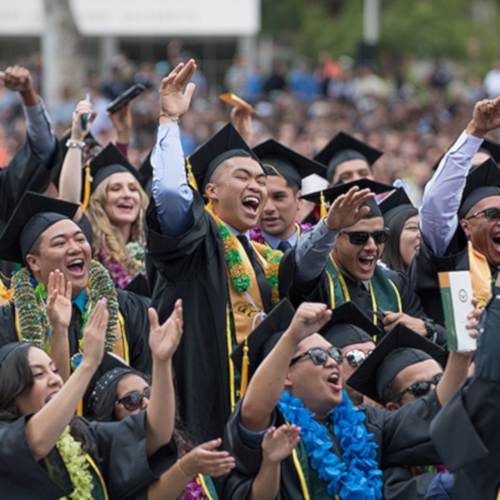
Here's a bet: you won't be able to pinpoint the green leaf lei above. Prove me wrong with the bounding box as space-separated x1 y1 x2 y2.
12 260 120 367
56 426 94 500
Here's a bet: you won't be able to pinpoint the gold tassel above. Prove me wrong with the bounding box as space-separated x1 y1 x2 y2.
77 399 84 416
0 279 13 305
186 156 199 191
81 160 93 212
320 190 327 218
240 337 249 397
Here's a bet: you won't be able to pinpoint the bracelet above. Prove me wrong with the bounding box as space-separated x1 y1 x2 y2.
157 112 181 125
65 139 86 150
176 459 191 478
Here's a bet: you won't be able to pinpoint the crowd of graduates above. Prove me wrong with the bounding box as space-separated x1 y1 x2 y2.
0 56 500 500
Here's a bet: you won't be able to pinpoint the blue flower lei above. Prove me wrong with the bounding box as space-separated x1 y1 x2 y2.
278 390 383 499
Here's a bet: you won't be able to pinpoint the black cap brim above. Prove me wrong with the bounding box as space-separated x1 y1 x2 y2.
231 299 296 379
379 187 416 225
253 139 327 188
0 192 80 263
346 324 447 404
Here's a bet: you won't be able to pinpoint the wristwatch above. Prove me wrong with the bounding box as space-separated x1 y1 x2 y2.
423 317 437 342
65 139 86 150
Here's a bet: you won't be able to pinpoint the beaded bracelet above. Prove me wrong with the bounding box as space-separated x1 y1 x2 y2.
157 112 181 125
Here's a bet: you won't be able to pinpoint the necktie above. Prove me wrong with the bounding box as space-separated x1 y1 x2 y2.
237 235 255 265
278 240 292 252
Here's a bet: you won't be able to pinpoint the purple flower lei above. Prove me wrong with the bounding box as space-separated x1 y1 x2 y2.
180 476 209 499
278 390 383 499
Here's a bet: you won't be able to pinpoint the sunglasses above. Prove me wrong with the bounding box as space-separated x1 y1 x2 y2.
339 228 390 245
116 386 151 412
466 207 500 221
290 347 343 367
390 373 443 403
344 348 374 368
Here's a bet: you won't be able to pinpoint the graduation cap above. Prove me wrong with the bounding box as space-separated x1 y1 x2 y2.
346 323 447 404
0 192 80 264
82 143 144 211
379 187 417 226
300 178 394 219
458 158 500 219
320 302 381 348
252 139 327 189
314 132 383 183
187 123 263 193
231 299 295 395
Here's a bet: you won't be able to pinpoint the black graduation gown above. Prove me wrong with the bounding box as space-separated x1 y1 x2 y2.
0 138 62 283
409 228 471 327
383 465 437 500
219 391 442 499
279 247 448 345
146 193 271 443
431 377 500 500
0 410 177 500
0 289 152 409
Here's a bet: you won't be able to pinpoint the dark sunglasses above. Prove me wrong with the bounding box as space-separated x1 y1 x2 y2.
339 228 390 245
116 386 151 411
391 373 443 403
466 207 500 221
344 348 373 368
290 347 343 367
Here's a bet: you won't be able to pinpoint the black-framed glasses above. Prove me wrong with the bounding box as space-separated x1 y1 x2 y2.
344 349 374 368
116 386 152 411
466 207 500 221
290 347 343 367
391 373 443 403
339 228 390 245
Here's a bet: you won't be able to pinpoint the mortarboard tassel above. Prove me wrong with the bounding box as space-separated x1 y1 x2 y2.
186 156 199 192
0 279 13 305
77 399 84 416
81 160 93 212
320 190 328 218
240 337 249 397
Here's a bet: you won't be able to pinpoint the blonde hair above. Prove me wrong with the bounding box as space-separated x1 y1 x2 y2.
87 176 149 276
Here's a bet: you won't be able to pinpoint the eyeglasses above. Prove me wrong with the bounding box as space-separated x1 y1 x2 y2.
290 347 343 367
116 386 151 411
390 373 443 403
339 228 390 245
344 349 374 368
466 207 500 221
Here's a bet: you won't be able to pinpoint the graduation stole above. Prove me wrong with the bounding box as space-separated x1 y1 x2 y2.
325 255 402 329
205 207 282 344
467 241 492 310
11 261 129 366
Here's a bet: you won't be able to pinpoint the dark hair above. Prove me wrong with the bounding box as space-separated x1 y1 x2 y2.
0 344 95 455
381 207 418 273
90 370 196 453
382 379 401 405
0 344 34 422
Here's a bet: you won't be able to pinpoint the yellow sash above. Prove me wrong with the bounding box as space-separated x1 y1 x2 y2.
468 241 492 310
228 236 267 344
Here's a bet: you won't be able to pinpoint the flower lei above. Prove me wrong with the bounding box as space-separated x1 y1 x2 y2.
181 476 209 499
206 208 282 306
56 426 94 500
249 221 312 244
278 390 383 500
12 260 120 368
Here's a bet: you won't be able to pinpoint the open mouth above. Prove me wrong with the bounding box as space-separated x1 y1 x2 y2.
66 258 85 276
327 372 342 391
117 203 134 213
358 255 376 272
45 391 59 403
242 196 260 216
493 234 500 250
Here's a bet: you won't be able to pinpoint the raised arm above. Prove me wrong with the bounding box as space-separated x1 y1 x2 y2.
144 300 183 456
152 60 197 237
58 99 96 222
420 97 500 257
25 299 108 460
294 186 374 282
241 302 332 432
0 65 56 167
